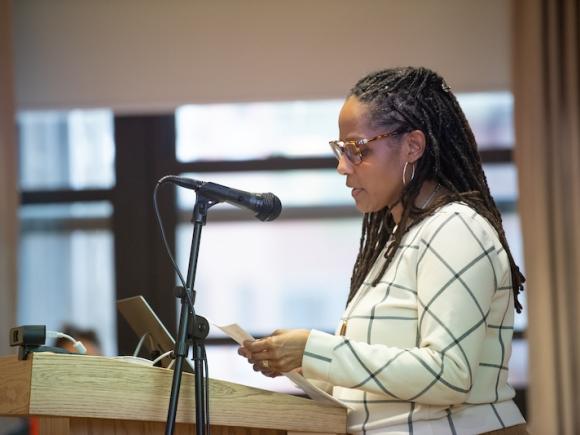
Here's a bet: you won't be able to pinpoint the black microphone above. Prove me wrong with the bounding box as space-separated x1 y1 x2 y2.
161 176 282 222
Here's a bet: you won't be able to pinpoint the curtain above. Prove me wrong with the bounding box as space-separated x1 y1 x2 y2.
513 0 580 433
0 0 18 357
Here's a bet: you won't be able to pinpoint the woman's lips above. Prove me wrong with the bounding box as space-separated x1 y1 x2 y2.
351 188 363 198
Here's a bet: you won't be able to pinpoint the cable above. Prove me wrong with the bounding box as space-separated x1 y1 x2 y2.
47 330 87 354
133 332 150 357
152 350 174 367
203 345 210 434
153 181 187 290
153 180 197 314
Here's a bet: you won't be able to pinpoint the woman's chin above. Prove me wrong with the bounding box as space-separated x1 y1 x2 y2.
354 201 374 214
354 200 389 214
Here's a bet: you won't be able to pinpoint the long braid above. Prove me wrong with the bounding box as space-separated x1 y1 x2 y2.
346 67 525 312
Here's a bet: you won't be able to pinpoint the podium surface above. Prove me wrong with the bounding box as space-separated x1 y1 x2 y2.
0 353 347 434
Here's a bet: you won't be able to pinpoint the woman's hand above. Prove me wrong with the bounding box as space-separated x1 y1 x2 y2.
238 329 310 377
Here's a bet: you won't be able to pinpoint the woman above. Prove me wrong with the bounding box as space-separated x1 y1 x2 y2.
239 67 527 434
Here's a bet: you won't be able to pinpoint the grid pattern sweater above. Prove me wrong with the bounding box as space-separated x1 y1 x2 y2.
302 202 525 434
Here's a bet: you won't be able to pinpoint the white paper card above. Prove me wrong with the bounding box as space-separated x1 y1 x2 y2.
214 322 348 408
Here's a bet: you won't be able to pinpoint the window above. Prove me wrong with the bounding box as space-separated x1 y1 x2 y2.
19 110 115 190
17 110 116 356
176 100 341 162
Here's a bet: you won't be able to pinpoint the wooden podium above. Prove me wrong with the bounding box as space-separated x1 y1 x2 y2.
0 353 347 435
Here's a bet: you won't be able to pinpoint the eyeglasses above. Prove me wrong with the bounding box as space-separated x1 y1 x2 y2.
328 131 399 165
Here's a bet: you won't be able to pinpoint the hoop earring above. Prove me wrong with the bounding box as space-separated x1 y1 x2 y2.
402 162 415 185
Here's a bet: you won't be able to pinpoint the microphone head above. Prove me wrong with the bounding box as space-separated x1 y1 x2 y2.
256 193 282 222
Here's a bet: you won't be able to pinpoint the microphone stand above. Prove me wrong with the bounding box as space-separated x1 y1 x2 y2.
165 194 214 435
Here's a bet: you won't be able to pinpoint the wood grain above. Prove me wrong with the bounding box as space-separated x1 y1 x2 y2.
38 416 70 435
0 354 346 434
0 355 32 414
69 418 286 435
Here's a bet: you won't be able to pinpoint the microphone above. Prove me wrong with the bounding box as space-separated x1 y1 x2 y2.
162 176 282 222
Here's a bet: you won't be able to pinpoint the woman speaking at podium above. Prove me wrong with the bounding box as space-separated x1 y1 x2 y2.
239 67 527 435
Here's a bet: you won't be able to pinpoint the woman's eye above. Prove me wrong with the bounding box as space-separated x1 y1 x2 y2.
359 147 370 157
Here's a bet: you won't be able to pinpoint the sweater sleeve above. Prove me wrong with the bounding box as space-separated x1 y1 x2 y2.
302 210 502 405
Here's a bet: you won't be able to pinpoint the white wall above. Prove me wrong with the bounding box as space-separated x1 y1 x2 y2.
13 0 512 111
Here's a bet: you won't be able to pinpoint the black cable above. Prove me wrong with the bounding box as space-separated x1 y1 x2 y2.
153 181 196 313
153 181 187 289
203 345 210 434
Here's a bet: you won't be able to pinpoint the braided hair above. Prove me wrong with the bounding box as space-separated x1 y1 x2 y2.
346 67 525 312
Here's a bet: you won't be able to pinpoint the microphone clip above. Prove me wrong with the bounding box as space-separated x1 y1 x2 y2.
192 193 219 226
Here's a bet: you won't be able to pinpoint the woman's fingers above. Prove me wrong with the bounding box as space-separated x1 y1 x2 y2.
237 346 250 358
243 338 269 353
239 329 310 374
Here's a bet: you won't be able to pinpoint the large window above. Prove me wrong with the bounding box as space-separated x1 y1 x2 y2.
17 110 116 356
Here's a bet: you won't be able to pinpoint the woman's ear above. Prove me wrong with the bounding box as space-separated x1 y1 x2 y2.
405 130 427 163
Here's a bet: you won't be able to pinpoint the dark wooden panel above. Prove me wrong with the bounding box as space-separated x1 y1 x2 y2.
113 114 178 356
21 189 112 204
514 387 527 420
479 148 513 163
176 156 337 173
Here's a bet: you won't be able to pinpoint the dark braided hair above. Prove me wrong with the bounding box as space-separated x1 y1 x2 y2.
347 67 525 313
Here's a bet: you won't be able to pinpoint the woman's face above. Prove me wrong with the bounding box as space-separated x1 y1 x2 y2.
336 96 408 213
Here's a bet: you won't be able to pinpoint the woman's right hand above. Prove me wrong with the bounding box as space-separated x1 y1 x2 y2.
238 344 282 378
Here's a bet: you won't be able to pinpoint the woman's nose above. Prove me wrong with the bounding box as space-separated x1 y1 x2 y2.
337 154 353 175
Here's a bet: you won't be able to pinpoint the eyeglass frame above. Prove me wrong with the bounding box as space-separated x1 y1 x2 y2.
328 130 402 165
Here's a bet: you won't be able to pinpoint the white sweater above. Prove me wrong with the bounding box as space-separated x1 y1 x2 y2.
302 202 525 434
